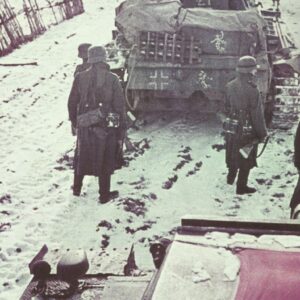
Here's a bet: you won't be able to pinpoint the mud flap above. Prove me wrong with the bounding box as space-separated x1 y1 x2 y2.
292 204 300 220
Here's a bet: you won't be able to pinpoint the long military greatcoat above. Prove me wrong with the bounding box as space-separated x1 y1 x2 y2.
290 122 300 211
74 62 90 77
225 75 267 170
68 63 126 176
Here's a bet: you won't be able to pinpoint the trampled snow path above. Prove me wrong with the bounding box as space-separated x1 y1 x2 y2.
0 0 299 299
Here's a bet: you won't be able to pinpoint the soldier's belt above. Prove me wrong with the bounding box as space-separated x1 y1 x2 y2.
242 125 253 135
77 108 105 128
106 112 120 128
77 109 120 129
223 118 239 135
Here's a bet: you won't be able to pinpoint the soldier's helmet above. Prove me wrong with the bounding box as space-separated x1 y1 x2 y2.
88 46 107 64
78 43 91 59
237 56 257 73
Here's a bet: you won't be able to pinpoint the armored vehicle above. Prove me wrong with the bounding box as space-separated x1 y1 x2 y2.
111 0 271 112
109 0 300 127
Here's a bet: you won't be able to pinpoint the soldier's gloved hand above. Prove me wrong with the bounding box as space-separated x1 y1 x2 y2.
71 123 77 136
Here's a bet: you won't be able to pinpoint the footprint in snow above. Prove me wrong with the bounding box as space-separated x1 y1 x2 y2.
262 208 271 214
173 148 193 172
120 197 147 216
229 203 240 210
179 146 191 154
186 161 203 177
256 178 273 186
272 192 285 198
173 160 187 171
101 234 110 248
162 175 178 190
214 198 223 204
129 176 147 190
0 223 11 233
96 220 113 231
0 194 12 204
125 221 155 234
212 144 225 151
142 193 157 201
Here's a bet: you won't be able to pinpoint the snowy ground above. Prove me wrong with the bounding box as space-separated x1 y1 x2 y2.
0 0 300 299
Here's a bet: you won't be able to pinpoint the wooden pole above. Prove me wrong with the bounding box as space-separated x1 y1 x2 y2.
0 9 15 48
33 0 45 31
0 62 38 66
6 0 24 41
23 0 35 38
46 0 58 25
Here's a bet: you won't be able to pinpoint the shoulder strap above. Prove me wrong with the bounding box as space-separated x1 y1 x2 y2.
94 70 108 105
86 67 99 107
79 69 93 105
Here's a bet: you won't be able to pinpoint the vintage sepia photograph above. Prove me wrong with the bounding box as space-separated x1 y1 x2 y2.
1 0 300 299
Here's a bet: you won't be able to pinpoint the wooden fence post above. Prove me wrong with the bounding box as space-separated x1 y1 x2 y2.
0 0 85 56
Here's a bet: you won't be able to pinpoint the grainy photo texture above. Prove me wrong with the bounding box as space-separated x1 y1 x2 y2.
1 0 300 299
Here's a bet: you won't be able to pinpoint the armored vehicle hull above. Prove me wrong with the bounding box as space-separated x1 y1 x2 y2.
114 0 271 112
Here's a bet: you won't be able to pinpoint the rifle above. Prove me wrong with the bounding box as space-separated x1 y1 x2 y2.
239 135 270 159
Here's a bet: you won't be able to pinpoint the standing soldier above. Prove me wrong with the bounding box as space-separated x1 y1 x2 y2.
68 46 126 203
290 121 300 218
71 43 92 136
74 43 91 77
224 56 268 195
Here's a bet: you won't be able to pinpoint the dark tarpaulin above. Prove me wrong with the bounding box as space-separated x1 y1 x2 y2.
115 0 267 45
235 248 300 300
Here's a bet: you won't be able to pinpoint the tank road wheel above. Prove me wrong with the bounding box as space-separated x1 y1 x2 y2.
271 65 300 130
188 91 214 113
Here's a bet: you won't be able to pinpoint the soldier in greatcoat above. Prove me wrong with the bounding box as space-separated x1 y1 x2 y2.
224 56 268 195
71 43 92 136
68 46 126 203
290 121 300 218
74 43 91 77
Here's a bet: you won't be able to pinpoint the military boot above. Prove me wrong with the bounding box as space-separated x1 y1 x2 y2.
227 168 237 185
236 167 256 195
73 188 81 196
99 190 119 204
73 174 84 196
236 186 257 195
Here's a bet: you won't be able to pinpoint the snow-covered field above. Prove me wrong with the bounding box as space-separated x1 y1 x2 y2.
0 0 300 299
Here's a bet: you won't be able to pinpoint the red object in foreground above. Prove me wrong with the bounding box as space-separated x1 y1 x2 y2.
236 248 300 300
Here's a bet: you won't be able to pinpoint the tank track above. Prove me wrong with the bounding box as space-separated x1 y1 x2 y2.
272 74 300 130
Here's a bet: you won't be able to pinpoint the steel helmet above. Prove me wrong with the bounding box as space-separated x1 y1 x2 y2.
87 46 107 64
78 43 91 59
237 56 257 73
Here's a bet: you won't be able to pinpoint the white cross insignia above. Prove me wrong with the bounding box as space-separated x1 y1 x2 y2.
148 70 169 90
